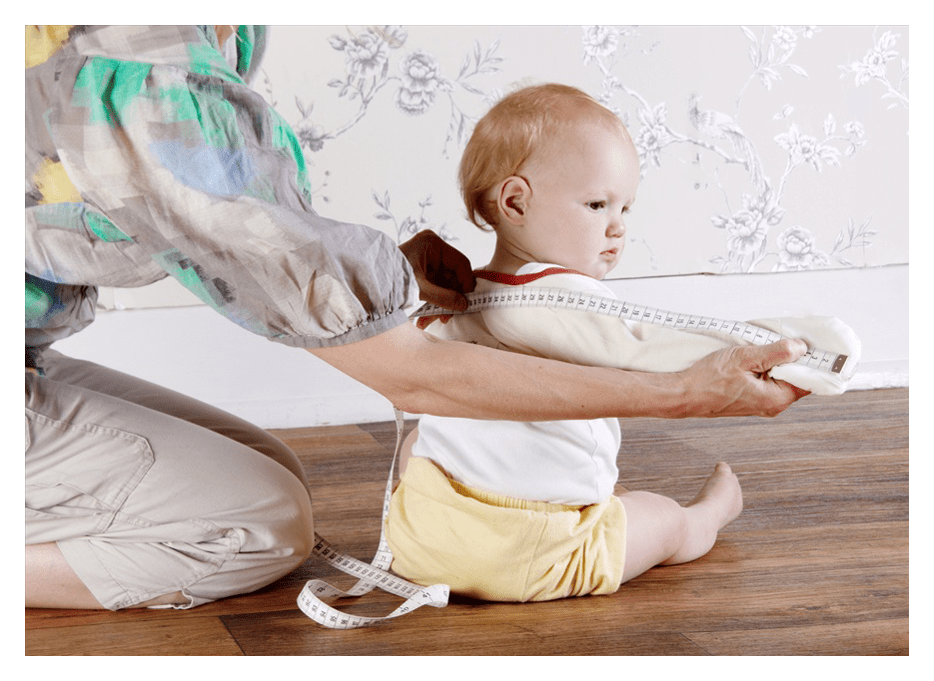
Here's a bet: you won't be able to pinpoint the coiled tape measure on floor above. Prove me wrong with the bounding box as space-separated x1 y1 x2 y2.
411 286 849 374
297 410 449 629
297 284 849 629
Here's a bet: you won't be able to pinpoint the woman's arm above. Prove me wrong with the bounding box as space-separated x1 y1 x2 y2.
308 321 808 421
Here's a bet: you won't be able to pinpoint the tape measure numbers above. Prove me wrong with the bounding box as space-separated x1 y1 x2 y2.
297 410 449 629
411 286 849 375
297 534 448 629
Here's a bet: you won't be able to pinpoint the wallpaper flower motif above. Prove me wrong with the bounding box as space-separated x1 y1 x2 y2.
740 24 815 94
840 29 909 111
581 25 896 274
259 25 907 280
290 26 500 159
265 26 503 244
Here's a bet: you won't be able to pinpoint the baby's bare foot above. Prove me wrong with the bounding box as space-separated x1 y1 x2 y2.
659 463 745 566
689 462 743 530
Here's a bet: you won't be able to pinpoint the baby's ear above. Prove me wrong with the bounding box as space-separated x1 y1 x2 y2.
498 176 531 224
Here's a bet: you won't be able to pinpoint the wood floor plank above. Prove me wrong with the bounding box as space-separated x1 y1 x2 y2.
684 618 909 655
25 615 242 655
221 608 710 656
25 388 909 655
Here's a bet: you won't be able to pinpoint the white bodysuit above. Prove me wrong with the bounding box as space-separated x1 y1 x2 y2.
413 263 860 506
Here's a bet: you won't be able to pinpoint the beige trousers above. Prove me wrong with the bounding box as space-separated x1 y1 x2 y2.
25 349 315 610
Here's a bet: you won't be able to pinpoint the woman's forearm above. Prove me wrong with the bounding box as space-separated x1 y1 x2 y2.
308 322 807 421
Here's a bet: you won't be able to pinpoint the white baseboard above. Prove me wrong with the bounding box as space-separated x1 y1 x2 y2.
848 361 909 392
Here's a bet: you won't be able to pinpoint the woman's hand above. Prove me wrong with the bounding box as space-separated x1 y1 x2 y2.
399 230 476 324
676 339 811 418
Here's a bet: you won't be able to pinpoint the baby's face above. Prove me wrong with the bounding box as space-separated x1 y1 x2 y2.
518 122 639 279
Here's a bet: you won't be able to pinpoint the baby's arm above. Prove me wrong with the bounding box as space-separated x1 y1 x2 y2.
480 273 859 395
481 273 732 373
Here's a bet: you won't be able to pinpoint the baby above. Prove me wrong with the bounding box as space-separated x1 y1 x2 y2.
384 84 858 602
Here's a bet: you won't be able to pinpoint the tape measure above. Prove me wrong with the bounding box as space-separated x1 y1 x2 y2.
298 283 849 628
411 286 849 375
296 410 450 629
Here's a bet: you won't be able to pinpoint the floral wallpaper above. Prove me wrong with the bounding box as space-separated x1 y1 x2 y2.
258 25 908 279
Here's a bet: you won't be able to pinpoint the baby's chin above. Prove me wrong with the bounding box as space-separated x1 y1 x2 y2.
536 256 615 280
575 265 610 280
586 259 620 280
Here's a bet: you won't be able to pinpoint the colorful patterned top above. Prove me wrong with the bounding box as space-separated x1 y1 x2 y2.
25 25 415 364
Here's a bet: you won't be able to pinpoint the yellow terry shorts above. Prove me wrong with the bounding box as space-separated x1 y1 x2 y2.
385 457 627 602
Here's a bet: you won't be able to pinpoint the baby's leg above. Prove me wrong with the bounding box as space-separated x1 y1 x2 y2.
617 463 743 584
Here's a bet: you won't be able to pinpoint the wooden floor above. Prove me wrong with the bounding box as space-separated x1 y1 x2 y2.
25 388 909 656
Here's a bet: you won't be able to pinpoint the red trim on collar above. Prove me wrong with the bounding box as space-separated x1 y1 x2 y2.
474 267 587 286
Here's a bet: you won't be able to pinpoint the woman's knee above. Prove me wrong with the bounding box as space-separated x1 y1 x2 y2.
183 477 316 606
247 467 316 563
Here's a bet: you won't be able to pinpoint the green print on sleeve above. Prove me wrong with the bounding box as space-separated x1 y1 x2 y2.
72 58 151 126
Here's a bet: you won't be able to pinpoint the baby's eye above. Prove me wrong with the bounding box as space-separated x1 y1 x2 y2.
587 201 607 211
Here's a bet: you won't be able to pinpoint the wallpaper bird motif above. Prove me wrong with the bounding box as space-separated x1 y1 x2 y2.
258 25 908 280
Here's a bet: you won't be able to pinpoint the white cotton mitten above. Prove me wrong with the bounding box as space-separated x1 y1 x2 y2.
749 316 861 396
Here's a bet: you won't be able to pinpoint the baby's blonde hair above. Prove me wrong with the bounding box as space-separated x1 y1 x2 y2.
459 83 628 230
